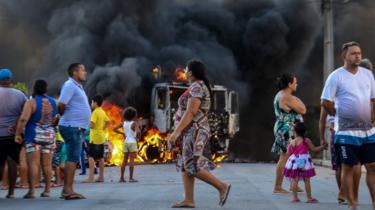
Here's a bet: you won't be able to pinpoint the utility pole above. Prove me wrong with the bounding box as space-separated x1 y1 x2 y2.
322 0 334 82
322 0 334 162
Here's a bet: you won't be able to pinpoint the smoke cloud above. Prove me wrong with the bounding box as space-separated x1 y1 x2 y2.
1 0 373 160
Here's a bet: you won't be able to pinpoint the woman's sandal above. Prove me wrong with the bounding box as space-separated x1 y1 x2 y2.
6 194 15 199
23 193 36 199
171 201 195 208
291 198 301 203
219 184 231 207
290 186 304 193
51 183 62 188
40 192 50 198
60 192 85 200
306 198 319 203
273 188 289 194
338 198 349 205
64 193 86 200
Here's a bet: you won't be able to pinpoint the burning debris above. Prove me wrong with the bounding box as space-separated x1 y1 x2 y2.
175 68 187 82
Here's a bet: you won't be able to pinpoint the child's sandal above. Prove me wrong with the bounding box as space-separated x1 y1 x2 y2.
306 198 319 203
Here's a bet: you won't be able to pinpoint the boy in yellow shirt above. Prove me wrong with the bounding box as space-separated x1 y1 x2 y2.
83 95 109 183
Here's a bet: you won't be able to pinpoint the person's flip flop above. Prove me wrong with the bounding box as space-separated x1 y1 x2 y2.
129 179 138 183
64 193 86 200
81 180 95 183
293 187 304 193
306 198 319 203
51 183 62 188
1 186 9 190
219 184 231 207
40 192 50 198
171 202 195 208
23 193 36 199
273 188 289 194
338 198 349 205
96 179 104 183
6 194 15 199
291 198 301 203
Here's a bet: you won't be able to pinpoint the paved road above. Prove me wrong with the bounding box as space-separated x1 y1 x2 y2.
0 163 373 210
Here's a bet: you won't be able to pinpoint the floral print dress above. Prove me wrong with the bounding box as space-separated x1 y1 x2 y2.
271 92 303 154
174 80 216 175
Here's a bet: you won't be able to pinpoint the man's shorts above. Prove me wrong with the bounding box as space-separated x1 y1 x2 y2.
336 143 375 165
331 143 342 170
329 130 341 170
59 126 85 163
25 142 55 154
124 143 138 153
88 143 104 160
0 136 22 166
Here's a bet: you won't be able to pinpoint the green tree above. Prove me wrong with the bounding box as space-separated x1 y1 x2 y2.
12 82 29 95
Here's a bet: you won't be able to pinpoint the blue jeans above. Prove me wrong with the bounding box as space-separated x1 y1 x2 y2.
80 143 87 174
59 126 84 163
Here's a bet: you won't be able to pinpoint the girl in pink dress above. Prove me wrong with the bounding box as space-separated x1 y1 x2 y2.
283 122 326 203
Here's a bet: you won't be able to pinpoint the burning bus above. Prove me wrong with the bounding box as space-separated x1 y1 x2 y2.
102 67 240 165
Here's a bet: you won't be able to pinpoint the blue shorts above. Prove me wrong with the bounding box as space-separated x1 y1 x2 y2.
59 126 85 163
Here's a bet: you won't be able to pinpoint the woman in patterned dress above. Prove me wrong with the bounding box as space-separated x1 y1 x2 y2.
272 73 306 194
168 60 231 208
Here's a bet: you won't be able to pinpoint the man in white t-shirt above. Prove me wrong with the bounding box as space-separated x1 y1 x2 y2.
321 41 375 210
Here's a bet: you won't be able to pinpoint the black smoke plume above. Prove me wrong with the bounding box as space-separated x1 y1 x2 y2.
1 0 373 160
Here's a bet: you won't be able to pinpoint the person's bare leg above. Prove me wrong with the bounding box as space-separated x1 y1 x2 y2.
41 153 53 196
24 151 41 198
194 169 229 203
172 172 195 207
1 163 9 190
62 161 77 195
120 153 128 182
59 163 65 184
55 167 61 186
342 164 356 209
353 164 362 205
304 178 313 201
364 162 375 210
97 158 104 182
129 153 136 181
19 148 29 188
83 157 95 183
336 167 347 201
291 178 299 201
274 152 289 193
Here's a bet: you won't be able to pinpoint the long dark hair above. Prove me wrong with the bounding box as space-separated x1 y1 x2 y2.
186 59 213 102
32 80 48 97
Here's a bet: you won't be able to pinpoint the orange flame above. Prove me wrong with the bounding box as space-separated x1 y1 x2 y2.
136 127 174 163
102 102 226 166
175 67 187 81
102 102 175 165
102 102 124 166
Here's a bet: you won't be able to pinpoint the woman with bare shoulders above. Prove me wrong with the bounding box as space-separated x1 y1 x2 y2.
272 73 306 194
15 80 58 198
